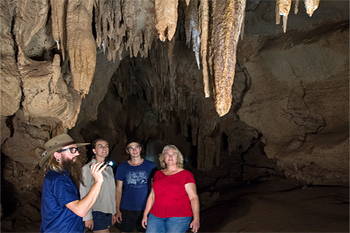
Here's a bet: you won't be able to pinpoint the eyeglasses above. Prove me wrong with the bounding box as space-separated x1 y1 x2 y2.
59 147 78 154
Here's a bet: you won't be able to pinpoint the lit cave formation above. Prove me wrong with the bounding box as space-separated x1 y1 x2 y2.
1 0 349 232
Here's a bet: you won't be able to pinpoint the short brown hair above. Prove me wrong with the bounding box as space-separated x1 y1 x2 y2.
125 139 142 150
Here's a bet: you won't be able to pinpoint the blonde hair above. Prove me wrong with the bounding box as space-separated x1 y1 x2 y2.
159 145 184 169
44 153 64 174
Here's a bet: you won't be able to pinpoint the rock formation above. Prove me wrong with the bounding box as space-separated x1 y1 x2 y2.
0 0 348 230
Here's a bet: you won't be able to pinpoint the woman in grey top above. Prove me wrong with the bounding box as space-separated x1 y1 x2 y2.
80 139 117 232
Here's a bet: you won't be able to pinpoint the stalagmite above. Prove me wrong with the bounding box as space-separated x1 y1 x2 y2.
154 0 178 41
51 0 67 59
67 0 96 96
200 0 210 98
212 0 246 117
304 0 320 17
276 0 292 33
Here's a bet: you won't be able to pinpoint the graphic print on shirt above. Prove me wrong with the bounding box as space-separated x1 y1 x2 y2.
126 171 148 187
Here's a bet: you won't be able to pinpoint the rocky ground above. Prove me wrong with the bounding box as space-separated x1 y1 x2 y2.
2 178 348 233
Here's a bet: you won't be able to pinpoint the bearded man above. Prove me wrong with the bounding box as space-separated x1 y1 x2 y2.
39 133 107 233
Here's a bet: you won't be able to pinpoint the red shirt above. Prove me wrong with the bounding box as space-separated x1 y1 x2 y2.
150 170 196 218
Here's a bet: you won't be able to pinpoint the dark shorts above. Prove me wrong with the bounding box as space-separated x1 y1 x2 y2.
115 209 145 232
92 211 112 231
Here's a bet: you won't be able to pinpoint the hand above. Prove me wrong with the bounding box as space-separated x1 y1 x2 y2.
141 216 148 229
90 162 106 183
84 219 94 230
112 214 118 225
190 219 200 233
116 211 122 224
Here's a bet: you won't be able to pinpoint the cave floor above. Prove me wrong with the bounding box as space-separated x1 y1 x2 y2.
196 179 349 232
2 179 349 233
111 179 349 233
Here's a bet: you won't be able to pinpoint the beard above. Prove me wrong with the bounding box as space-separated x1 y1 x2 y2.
61 156 84 189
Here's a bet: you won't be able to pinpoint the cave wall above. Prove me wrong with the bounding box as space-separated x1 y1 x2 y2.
236 1 349 185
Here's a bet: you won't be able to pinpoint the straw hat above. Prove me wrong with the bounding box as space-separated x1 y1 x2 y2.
40 133 90 167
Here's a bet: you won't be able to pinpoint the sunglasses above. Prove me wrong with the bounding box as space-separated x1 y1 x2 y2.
59 147 78 154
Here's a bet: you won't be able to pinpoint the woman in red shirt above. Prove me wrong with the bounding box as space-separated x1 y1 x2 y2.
141 145 200 233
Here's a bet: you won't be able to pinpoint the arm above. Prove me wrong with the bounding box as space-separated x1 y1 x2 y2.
79 165 93 221
185 183 200 233
141 188 155 229
66 163 106 217
84 219 94 230
79 164 94 229
115 180 123 223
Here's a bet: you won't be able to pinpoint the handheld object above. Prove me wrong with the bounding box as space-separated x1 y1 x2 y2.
90 161 114 170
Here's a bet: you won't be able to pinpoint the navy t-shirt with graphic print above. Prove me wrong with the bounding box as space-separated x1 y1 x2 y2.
115 159 157 211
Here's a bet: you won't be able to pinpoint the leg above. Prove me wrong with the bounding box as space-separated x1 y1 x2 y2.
145 214 166 233
92 211 113 233
164 216 192 233
115 209 137 233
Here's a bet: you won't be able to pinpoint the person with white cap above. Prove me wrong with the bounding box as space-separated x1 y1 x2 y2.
39 133 107 233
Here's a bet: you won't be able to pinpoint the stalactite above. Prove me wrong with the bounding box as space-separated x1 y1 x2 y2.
67 0 96 96
94 0 124 62
167 39 177 78
124 0 156 58
304 0 320 17
184 0 200 70
212 0 246 117
240 10 245 40
294 0 299 14
51 0 67 60
199 0 210 98
14 0 49 48
124 0 137 58
276 0 292 33
94 0 155 61
275 0 281 25
276 0 319 32
154 0 178 41
134 0 156 58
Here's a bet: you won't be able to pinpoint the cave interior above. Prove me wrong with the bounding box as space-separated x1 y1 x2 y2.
0 0 349 232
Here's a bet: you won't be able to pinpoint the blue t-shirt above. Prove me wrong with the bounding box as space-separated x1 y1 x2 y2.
115 159 157 211
40 170 84 233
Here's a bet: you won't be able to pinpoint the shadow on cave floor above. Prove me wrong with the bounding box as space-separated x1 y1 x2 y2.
1 179 348 233
195 179 349 233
